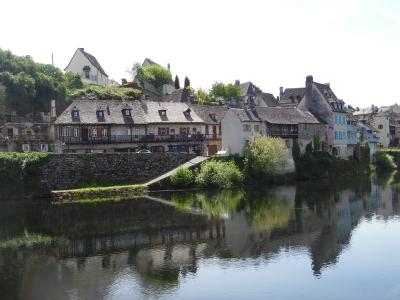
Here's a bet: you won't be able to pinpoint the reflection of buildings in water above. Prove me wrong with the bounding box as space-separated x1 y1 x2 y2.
3 179 400 298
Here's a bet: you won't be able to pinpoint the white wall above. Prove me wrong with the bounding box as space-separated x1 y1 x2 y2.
221 110 261 156
65 49 109 87
371 115 389 147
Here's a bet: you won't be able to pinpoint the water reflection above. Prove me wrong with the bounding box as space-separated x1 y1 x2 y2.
1 175 400 299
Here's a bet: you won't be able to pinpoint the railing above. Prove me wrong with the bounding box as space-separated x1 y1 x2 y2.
269 131 299 138
0 134 49 142
59 134 206 144
205 134 221 140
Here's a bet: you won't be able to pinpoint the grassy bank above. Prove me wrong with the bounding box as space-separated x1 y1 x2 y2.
0 234 53 249
52 184 147 203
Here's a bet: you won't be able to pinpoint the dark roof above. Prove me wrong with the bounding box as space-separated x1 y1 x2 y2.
79 48 108 77
230 108 260 122
150 89 192 103
55 100 145 125
55 100 204 125
313 82 338 102
239 81 261 97
280 87 306 101
255 107 321 125
261 93 279 107
189 104 229 124
142 58 159 67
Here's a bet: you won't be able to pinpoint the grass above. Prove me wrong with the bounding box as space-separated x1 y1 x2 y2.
53 195 144 205
52 184 147 203
0 234 53 249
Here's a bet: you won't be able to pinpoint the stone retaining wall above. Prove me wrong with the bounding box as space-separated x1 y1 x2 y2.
40 153 195 191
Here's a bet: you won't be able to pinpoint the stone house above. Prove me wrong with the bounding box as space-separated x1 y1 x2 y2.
298 76 349 158
254 107 327 152
189 104 228 155
54 100 206 154
0 100 57 152
65 48 110 87
357 122 380 158
278 87 305 108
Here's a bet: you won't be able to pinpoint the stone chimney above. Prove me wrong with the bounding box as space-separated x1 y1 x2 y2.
167 63 170 71
50 100 56 119
279 87 284 99
235 79 240 86
305 75 313 105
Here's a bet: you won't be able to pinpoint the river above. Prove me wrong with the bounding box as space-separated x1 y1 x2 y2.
1 173 400 299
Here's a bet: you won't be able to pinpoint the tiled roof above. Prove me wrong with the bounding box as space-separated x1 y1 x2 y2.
55 100 145 125
255 107 321 124
280 87 305 101
79 48 108 77
261 93 279 107
230 108 260 122
55 100 203 125
239 82 252 96
142 58 159 66
189 104 228 124
140 101 203 124
149 89 192 103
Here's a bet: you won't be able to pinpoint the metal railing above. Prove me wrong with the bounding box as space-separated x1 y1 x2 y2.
59 134 206 144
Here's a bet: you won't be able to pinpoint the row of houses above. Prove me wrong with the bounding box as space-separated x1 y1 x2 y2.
0 47 391 157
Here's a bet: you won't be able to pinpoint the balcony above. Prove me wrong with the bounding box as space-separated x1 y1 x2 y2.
269 131 299 138
59 134 206 145
368 135 380 143
205 134 221 140
0 134 49 142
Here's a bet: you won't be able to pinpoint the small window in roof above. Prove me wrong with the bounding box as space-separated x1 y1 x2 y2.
122 109 131 116
184 108 191 117
159 110 167 117
72 110 79 118
209 113 216 122
97 110 104 118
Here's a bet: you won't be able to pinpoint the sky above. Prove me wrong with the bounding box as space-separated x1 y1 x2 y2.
1 0 400 108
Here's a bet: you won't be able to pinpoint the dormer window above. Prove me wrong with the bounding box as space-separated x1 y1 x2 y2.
209 113 216 122
72 110 79 118
184 108 191 117
122 109 131 117
97 110 104 118
83 66 90 79
159 110 167 117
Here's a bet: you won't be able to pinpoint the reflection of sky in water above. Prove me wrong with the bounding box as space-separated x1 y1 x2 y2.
2 176 400 299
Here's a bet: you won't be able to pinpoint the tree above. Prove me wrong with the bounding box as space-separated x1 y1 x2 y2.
65 72 83 89
174 75 180 89
244 136 288 178
194 88 209 104
184 76 190 88
132 63 172 89
0 83 6 112
209 81 241 101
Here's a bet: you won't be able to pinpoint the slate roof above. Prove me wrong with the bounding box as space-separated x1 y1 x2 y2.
261 93 279 107
255 107 321 125
280 88 306 101
55 100 203 125
189 104 229 124
79 48 108 77
239 82 252 96
230 108 260 122
55 100 145 125
139 101 203 124
149 89 192 103
353 107 377 116
142 58 159 66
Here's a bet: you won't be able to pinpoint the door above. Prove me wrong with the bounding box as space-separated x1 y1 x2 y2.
82 128 89 142
212 126 217 139
208 145 218 155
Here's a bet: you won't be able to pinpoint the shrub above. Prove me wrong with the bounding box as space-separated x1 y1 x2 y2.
244 136 287 178
195 160 243 188
376 152 397 172
292 140 301 161
170 167 194 188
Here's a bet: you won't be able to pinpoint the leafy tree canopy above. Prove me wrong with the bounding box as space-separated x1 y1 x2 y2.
133 63 172 88
209 81 241 101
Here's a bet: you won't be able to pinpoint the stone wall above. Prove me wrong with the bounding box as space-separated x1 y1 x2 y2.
40 153 195 191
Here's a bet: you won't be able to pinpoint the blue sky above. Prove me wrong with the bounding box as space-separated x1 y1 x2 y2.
1 0 400 107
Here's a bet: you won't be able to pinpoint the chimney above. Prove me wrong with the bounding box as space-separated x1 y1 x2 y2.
121 78 127 85
279 87 284 99
235 79 240 86
305 75 313 102
50 100 56 119
167 63 170 71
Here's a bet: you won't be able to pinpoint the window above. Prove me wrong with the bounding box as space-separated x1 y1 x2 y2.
158 127 169 135
180 127 189 135
92 128 97 137
254 124 260 132
378 124 383 129
170 128 175 135
73 128 79 137
159 110 167 117
192 128 197 134
72 110 79 118
97 110 104 118
243 124 251 132
22 144 30 152
122 109 131 117
184 108 191 117
26 130 32 136
40 143 49 152
102 128 107 136
83 66 90 79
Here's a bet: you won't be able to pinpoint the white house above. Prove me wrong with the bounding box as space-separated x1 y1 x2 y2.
65 48 110 87
221 108 262 155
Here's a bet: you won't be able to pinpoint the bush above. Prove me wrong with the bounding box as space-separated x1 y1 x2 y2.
195 160 243 188
244 136 287 178
170 167 194 188
376 152 397 172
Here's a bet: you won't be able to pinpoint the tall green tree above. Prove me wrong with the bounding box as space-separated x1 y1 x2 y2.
174 75 180 89
184 76 191 88
132 63 172 88
209 81 241 100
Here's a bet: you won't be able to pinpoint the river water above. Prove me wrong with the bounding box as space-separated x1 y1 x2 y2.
1 174 400 300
